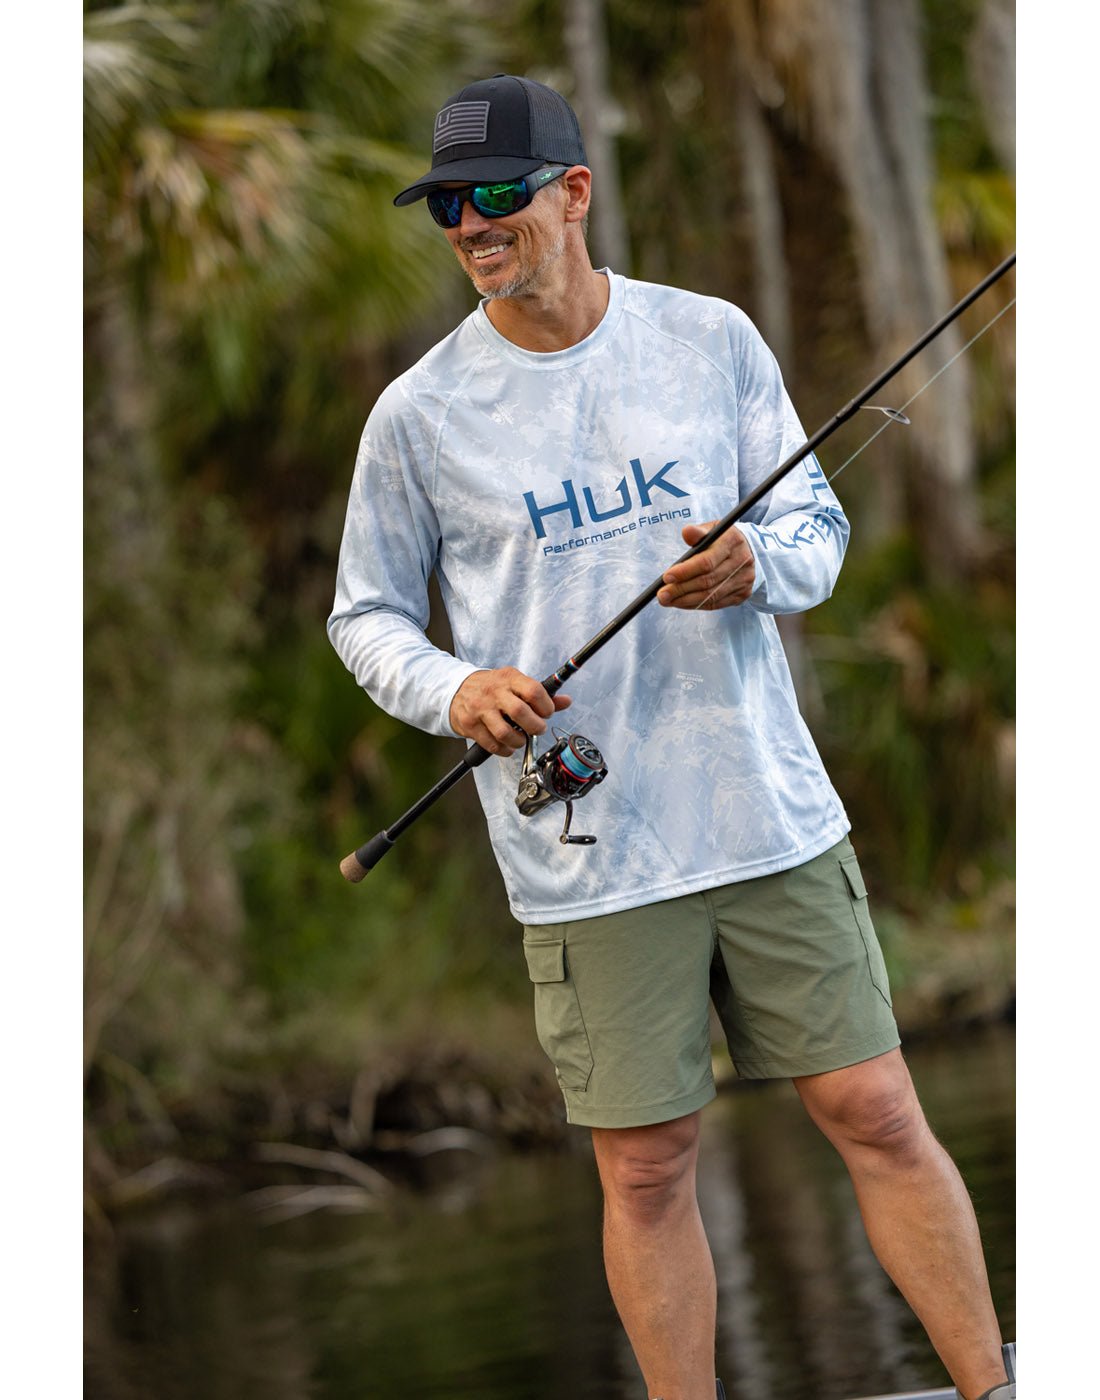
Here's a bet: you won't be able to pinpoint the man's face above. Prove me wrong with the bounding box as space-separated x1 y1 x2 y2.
440 175 569 300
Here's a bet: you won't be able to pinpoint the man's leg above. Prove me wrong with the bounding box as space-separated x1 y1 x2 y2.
794 1048 1007 1400
591 1111 717 1400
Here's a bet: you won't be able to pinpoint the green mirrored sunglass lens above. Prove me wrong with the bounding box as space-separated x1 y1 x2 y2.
474 182 527 214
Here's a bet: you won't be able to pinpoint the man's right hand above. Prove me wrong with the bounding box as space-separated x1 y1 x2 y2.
449 667 572 757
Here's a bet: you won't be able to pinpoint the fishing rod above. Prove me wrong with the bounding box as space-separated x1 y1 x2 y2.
340 250 1016 883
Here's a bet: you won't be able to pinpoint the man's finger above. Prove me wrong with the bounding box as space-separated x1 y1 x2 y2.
484 710 529 751
505 698 551 736
660 586 726 610
659 563 729 601
471 722 513 756
505 670 558 719
663 543 744 586
658 556 752 607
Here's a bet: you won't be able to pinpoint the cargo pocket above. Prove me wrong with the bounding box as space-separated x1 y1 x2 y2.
522 937 594 1093
840 854 893 1009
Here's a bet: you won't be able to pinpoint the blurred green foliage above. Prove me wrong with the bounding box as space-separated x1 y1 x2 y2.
84 0 1014 1151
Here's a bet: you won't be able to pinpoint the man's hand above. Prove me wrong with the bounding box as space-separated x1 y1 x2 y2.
657 521 755 610
449 667 572 757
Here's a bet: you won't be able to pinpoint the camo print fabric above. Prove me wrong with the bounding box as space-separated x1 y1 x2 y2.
329 272 852 923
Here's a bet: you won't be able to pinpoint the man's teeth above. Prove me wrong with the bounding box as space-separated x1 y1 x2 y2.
472 244 508 259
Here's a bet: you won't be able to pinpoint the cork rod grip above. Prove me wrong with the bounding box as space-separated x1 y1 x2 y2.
339 831 394 883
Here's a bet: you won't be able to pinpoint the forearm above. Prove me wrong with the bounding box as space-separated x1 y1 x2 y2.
328 607 480 738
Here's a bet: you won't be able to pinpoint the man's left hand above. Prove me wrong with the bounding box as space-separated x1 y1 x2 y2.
657 522 755 610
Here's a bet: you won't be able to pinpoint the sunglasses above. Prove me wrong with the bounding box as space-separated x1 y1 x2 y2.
426 165 570 229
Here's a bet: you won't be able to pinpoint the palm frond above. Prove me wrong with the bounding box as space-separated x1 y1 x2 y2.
84 4 199 168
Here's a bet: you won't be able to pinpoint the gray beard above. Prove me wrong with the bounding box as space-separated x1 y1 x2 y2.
474 229 566 300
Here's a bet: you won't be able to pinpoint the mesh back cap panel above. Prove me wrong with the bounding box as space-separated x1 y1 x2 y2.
525 78 587 164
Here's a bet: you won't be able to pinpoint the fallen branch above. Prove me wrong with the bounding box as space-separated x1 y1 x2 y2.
252 1141 393 1194
243 1184 382 1221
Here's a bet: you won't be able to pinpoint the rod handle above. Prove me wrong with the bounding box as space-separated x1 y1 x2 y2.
340 831 395 883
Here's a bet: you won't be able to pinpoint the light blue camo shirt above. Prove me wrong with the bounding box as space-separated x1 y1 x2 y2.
329 271 852 923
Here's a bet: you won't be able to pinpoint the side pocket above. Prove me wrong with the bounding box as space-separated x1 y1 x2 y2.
839 855 893 1009
522 937 594 1093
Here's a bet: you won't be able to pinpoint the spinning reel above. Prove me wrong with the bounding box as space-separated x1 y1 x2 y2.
514 729 608 846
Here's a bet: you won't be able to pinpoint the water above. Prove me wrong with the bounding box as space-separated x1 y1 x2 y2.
86 1026 1014 1400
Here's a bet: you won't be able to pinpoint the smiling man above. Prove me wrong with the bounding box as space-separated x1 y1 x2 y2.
444 162 569 296
406 87 611 358
328 74 1013 1400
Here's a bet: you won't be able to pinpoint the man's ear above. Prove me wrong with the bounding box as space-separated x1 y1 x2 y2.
562 166 593 224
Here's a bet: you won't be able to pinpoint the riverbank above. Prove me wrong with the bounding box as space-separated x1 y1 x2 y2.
85 908 1014 1222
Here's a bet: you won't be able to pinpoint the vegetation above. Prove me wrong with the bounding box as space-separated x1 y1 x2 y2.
84 0 1015 1177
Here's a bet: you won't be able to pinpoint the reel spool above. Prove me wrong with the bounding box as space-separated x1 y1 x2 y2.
514 729 608 845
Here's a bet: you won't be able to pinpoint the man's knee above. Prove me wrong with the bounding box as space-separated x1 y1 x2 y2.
592 1113 701 1221
795 1051 931 1164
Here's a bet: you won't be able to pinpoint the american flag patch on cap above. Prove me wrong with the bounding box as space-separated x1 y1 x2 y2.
434 101 491 153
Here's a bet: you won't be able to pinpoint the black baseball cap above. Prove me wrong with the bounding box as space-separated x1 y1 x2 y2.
393 74 588 207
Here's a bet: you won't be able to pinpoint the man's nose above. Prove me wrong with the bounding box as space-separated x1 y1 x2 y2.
457 198 494 235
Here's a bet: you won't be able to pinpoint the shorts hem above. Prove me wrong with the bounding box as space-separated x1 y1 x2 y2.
733 1027 901 1081
561 1079 717 1129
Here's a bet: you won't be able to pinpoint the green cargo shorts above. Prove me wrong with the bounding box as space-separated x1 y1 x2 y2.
521 836 900 1128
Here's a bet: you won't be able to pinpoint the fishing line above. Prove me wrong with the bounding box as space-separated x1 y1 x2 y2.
570 294 1016 725
826 296 1016 486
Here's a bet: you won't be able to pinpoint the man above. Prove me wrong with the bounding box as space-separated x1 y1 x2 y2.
328 74 1013 1400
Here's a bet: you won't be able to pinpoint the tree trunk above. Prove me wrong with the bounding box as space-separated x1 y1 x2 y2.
563 0 631 273
729 0 793 371
969 0 1015 173
760 0 983 578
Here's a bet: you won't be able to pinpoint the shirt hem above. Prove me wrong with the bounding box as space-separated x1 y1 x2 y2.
511 820 851 925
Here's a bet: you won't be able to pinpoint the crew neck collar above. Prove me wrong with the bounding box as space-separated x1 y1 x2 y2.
471 270 622 367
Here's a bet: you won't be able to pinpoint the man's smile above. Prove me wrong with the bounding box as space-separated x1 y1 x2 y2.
471 243 509 260
462 240 512 263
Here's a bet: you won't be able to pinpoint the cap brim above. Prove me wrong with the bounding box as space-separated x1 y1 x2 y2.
393 155 547 206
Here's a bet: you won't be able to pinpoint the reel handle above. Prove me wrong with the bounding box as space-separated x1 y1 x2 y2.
557 798 597 846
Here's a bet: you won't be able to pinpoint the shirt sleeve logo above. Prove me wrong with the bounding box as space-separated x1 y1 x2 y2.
434 102 491 153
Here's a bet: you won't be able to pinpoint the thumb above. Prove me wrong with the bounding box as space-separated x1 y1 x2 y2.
681 522 709 546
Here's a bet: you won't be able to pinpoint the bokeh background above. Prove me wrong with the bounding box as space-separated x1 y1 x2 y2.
83 2 1015 1395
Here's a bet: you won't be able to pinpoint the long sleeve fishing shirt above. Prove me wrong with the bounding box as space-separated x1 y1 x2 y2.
329 271 852 924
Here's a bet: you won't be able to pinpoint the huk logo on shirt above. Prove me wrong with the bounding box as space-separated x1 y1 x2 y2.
524 459 690 540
